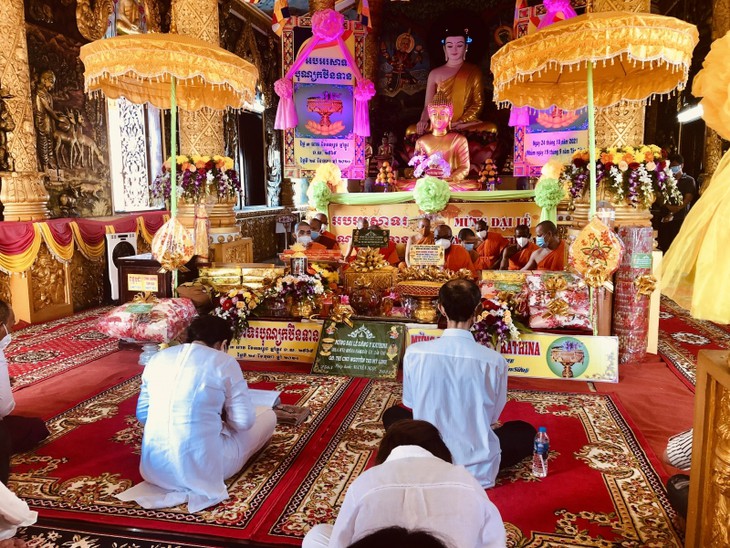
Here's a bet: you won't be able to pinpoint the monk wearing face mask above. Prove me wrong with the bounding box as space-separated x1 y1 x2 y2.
404 218 435 267
434 225 476 277
521 221 566 271
499 225 539 270
474 220 508 270
457 228 480 264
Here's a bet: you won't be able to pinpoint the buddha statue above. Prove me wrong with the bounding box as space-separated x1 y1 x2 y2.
413 91 470 181
414 27 496 135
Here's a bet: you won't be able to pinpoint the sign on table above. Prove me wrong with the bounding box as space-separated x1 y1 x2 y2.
353 228 390 248
409 244 444 266
312 320 406 379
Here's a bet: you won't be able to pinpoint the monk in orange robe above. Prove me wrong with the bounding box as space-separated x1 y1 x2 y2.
344 218 400 266
499 224 540 270
474 220 508 270
286 221 326 253
309 217 339 250
313 212 338 242
521 221 566 271
435 225 477 277
403 218 435 267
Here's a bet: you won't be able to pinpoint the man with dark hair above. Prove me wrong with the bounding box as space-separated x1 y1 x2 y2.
658 153 696 252
117 315 276 512
433 224 476 276
521 220 565 270
0 300 49 485
499 224 539 270
302 419 506 547
383 279 535 488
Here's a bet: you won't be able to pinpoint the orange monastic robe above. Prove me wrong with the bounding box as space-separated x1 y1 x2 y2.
508 242 539 270
537 240 566 271
444 245 477 276
475 232 508 270
322 230 338 241
412 234 435 245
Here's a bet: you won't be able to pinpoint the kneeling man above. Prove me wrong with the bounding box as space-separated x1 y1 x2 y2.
384 279 535 488
118 315 277 512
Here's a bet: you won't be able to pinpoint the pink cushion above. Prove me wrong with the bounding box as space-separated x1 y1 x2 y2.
98 298 197 343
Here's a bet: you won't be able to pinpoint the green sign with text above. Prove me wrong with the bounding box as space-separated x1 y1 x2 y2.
352 228 390 248
312 320 406 379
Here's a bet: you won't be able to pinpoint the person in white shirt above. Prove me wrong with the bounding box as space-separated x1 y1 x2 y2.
347 526 449 547
117 315 277 513
302 419 506 548
383 279 535 488
0 480 37 543
0 301 49 486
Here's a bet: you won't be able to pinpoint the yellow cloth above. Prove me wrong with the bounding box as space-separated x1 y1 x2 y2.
692 30 730 141
662 150 730 324
491 12 698 111
437 63 483 124
80 34 258 111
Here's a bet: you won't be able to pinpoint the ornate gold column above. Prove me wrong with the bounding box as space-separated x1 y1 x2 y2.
0 0 49 221
173 0 224 155
702 0 730 192
591 0 651 148
363 0 385 84
309 0 335 11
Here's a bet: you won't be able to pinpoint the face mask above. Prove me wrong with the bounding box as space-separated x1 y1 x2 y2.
436 238 452 249
478 230 487 239
298 235 312 245
516 237 530 247
310 231 320 240
670 165 681 175
536 236 547 248
463 243 475 251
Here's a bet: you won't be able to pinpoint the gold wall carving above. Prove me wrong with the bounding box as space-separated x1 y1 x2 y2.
309 0 335 12
31 244 69 311
76 0 115 41
174 0 224 156
0 171 49 221
70 251 105 311
686 350 730 547
0 274 10 307
591 0 650 148
237 208 288 261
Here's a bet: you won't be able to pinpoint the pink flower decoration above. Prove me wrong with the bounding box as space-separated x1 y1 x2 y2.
311 9 345 42
274 78 293 99
354 79 376 101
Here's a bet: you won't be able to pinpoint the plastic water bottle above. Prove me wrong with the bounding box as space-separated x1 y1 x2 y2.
532 426 549 478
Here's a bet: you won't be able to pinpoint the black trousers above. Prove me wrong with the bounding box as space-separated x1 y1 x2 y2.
0 415 50 484
383 405 536 471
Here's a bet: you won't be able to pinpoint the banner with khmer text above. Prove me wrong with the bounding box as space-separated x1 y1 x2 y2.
230 321 323 363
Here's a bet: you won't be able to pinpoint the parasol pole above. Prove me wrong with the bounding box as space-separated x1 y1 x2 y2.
170 76 178 292
587 61 597 219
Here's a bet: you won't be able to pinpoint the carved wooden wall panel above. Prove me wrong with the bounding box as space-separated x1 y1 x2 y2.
70 251 105 311
237 209 287 261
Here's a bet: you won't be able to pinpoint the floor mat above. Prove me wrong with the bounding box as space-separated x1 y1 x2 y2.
12 375 682 546
7 307 117 390
658 295 730 389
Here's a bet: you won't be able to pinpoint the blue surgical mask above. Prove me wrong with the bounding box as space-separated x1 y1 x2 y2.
311 231 320 240
536 236 547 248
670 165 681 175
463 243 475 251
297 235 312 245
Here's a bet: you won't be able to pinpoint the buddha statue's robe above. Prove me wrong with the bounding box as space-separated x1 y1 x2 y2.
414 133 471 182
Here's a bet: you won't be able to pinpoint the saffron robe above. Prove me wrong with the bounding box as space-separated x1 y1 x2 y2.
508 242 539 270
475 233 508 270
537 240 566 271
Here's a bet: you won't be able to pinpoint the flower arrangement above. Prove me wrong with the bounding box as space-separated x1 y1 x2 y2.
212 288 261 339
559 145 682 209
471 294 527 350
408 152 452 179
312 162 344 193
412 175 451 214
311 263 339 287
151 155 240 203
268 273 326 302
478 159 502 189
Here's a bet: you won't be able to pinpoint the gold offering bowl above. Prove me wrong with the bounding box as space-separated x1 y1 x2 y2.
395 281 444 324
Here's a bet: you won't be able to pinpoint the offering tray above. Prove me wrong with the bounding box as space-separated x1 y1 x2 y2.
395 281 445 323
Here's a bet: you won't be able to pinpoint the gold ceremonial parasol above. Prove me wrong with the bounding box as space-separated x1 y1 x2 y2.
80 33 258 281
491 11 698 217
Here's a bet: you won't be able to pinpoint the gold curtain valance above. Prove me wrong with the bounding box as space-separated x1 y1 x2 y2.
80 33 258 111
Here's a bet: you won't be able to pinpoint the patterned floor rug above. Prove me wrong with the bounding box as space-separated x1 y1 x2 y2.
7 307 116 390
13 373 682 546
658 295 730 389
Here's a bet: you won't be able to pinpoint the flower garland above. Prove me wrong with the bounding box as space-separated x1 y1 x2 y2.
151 155 240 203
413 176 451 214
559 145 682 209
212 288 261 339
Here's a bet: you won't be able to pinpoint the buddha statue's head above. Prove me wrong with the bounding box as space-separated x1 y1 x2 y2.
427 90 453 135
441 27 471 63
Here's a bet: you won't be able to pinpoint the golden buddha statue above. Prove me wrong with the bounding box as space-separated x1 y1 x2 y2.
414 28 496 135
413 91 470 181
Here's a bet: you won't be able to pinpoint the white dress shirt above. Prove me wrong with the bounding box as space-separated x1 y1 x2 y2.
402 329 508 488
119 343 257 512
0 481 37 540
304 445 506 548
0 338 16 418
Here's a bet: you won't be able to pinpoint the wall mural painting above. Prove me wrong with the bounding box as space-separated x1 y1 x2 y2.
25 23 111 218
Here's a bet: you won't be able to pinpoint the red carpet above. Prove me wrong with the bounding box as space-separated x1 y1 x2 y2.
658 295 730 389
13 374 682 546
7 307 116 390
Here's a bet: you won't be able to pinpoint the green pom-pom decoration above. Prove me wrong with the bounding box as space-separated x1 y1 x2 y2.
309 180 332 213
413 176 451 214
534 178 565 223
